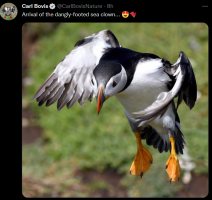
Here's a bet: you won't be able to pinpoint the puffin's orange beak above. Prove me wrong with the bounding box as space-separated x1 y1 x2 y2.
96 87 107 115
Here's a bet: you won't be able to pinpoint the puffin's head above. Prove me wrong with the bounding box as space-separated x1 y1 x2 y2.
93 61 127 114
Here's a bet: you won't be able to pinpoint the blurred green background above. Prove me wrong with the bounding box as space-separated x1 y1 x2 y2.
22 23 208 197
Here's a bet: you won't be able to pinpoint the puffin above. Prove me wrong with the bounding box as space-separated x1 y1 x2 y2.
31 29 197 182
2 6 16 19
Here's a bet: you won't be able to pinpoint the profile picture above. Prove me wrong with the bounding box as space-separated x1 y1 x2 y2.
0 3 18 20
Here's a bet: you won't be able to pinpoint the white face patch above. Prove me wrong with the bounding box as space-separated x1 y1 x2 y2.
105 65 127 97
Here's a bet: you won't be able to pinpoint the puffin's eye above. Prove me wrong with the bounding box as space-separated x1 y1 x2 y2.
112 81 117 88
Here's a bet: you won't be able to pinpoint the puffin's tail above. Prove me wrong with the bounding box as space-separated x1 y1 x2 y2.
140 124 185 155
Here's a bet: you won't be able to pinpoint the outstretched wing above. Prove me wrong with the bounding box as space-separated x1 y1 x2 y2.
31 29 121 111
134 51 197 126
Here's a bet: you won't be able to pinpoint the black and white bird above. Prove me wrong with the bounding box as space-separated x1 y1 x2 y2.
2 6 16 19
32 30 197 182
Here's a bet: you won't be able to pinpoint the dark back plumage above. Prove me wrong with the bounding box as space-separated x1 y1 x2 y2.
99 47 161 92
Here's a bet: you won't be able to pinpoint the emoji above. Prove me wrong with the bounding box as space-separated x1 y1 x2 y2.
122 11 129 18
130 12 136 18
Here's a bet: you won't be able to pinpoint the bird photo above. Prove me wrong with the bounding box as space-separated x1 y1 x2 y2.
1 4 17 20
31 29 197 183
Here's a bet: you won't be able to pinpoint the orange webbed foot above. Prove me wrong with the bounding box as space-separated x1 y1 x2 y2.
130 131 153 177
166 137 181 182
166 154 180 182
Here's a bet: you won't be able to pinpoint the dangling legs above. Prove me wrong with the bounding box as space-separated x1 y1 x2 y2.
166 137 181 182
130 131 153 177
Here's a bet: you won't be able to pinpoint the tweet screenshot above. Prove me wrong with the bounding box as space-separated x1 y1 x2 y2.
1 1 208 198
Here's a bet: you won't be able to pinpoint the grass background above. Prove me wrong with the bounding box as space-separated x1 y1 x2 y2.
22 23 208 197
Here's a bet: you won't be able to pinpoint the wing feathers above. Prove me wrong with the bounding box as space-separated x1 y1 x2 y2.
32 29 121 110
46 86 64 107
78 75 93 105
174 52 197 109
36 78 58 104
57 77 74 110
66 85 81 109
43 85 61 105
31 73 58 101
134 51 197 126
136 105 169 127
